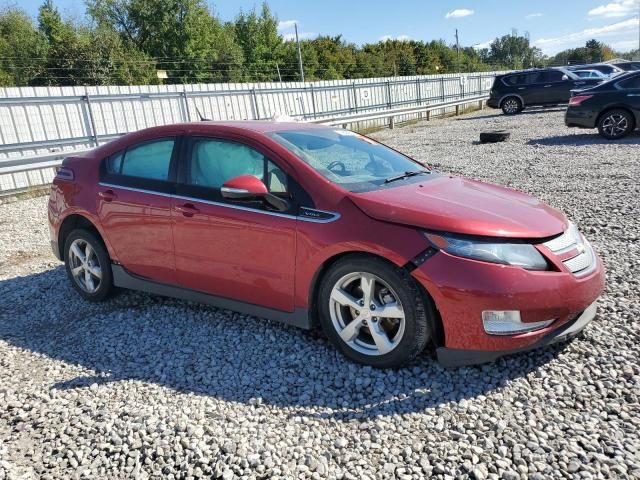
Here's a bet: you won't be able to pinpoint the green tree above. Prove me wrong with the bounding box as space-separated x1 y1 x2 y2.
234 3 284 81
0 7 48 86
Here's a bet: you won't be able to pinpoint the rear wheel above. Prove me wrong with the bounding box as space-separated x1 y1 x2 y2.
64 229 113 302
501 97 523 115
318 256 432 368
597 109 634 140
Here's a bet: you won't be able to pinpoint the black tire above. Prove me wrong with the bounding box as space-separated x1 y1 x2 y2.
597 109 635 140
479 130 511 143
64 229 113 302
501 96 523 115
317 256 433 368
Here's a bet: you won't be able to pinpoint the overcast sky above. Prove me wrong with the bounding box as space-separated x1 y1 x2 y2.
14 0 640 55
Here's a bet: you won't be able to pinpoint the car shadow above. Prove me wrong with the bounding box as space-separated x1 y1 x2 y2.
528 131 640 146
0 267 573 421
455 107 567 121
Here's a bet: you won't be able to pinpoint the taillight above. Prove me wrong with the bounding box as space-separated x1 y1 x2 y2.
55 166 74 181
569 95 594 106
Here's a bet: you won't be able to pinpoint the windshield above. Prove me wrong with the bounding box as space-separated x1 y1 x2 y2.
268 128 430 192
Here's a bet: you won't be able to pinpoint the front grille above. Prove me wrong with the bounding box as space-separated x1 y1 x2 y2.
543 223 596 277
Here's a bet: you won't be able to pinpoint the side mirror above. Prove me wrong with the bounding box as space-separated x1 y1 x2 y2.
221 174 289 212
562 75 569 81
221 174 268 199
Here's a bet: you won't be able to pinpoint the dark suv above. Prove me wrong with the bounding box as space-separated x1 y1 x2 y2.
488 68 602 114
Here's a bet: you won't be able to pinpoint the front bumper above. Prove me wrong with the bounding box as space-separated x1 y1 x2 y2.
436 301 598 367
411 248 605 366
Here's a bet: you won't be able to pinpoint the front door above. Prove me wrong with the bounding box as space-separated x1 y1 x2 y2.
97 136 180 284
171 136 297 312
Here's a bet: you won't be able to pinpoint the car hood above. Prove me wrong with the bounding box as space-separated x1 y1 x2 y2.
349 175 567 239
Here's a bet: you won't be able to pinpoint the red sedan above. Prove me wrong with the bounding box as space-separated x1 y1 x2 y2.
48 121 605 368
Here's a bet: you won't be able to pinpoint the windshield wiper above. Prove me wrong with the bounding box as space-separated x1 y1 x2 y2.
384 170 428 184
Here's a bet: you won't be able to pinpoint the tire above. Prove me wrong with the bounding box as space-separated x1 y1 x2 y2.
479 130 511 143
501 97 523 115
597 109 634 140
64 229 114 302
318 256 432 368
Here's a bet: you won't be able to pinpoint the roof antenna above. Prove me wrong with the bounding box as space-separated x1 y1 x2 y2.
194 106 210 121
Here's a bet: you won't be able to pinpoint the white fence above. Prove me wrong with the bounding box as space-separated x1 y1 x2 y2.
0 72 502 194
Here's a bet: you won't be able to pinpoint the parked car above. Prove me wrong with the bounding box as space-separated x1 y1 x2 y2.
566 63 624 77
48 122 605 368
487 68 602 114
572 69 607 79
612 61 640 72
566 71 640 140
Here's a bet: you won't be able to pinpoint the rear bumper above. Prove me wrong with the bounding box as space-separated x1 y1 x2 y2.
565 107 598 128
487 98 500 109
436 301 597 367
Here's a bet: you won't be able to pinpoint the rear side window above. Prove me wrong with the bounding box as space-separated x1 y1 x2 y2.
540 71 564 82
503 75 525 86
105 139 175 181
618 76 640 89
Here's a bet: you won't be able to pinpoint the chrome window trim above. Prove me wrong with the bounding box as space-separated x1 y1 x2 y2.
98 182 341 224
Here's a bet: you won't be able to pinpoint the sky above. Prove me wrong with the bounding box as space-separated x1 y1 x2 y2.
12 0 640 56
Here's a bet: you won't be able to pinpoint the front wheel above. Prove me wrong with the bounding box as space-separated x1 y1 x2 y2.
597 109 634 140
318 256 432 368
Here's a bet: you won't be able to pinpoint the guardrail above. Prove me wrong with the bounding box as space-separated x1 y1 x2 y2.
0 74 497 196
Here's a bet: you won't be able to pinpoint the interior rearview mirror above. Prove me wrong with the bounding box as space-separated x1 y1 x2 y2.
221 175 289 212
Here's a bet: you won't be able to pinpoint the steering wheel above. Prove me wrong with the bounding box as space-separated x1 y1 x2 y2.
327 161 347 175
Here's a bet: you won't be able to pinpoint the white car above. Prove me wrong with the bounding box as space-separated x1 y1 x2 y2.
572 69 607 79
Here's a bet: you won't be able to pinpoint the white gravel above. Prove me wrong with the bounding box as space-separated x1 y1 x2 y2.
1 108 639 480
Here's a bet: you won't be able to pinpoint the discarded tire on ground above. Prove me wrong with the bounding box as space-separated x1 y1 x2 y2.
479 130 510 143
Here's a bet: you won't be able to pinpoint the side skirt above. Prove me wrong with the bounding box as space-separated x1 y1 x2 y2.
112 265 311 329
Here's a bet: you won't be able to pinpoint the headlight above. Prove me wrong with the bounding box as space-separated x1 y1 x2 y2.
425 232 548 271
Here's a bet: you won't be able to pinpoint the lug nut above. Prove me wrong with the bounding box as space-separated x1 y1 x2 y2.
370 304 376 310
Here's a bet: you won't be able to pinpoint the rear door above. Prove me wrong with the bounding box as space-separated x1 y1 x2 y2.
171 135 299 312
617 75 640 118
97 135 181 284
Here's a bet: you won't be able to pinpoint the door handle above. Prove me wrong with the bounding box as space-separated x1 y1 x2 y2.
175 203 199 217
98 189 116 202
518 87 526 90
628 93 640 97
544 84 552 88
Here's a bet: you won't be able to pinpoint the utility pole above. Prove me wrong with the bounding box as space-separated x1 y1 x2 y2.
295 23 305 82
455 29 460 73
276 63 282 82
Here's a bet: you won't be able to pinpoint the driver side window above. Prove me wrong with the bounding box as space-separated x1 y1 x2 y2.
186 139 287 194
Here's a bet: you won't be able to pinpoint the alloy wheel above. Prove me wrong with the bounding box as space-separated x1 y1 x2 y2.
68 238 102 294
601 114 629 138
329 272 406 356
502 98 520 114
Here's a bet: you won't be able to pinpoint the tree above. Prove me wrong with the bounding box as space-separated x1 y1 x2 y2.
487 34 543 70
0 7 48 86
234 3 284 81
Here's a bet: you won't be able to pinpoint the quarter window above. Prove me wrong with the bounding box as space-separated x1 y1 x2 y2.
187 139 287 193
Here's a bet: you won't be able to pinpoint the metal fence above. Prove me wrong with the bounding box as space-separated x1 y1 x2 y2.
0 72 502 194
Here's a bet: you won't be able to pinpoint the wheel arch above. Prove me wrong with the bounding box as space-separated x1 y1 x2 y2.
307 251 444 348
596 106 637 130
57 213 107 260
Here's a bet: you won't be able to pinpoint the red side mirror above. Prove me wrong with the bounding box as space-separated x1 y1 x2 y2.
221 175 268 199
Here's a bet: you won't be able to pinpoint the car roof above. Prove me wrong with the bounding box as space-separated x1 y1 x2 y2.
186 120 327 133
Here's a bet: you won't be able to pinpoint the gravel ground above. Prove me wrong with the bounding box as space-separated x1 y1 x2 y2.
1 108 639 480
